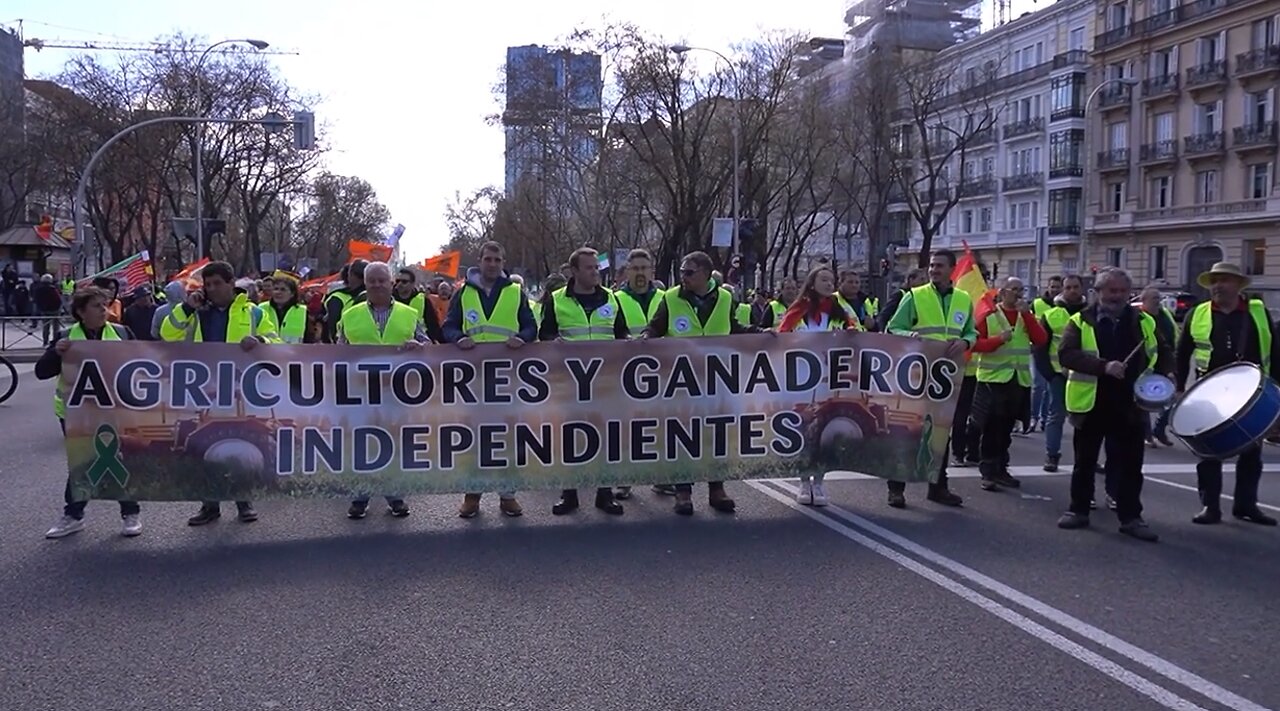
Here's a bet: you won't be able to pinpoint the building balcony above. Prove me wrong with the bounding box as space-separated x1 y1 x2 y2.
927 138 954 154
1050 106 1086 122
1185 60 1228 90
1232 121 1278 152
992 229 1038 246
1048 223 1081 236
1049 165 1084 179
1003 117 1045 140
1096 148 1130 171
1139 7 1180 35
957 177 997 198
1141 74 1179 100
1139 139 1178 164
1097 84 1132 111
1052 50 1089 69
1133 199 1269 224
1235 46 1280 79
968 128 996 148
1183 131 1225 158
1095 25 1134 51
1002 172 1044 192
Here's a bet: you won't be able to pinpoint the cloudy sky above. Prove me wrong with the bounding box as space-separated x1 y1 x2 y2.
9 0 1027 262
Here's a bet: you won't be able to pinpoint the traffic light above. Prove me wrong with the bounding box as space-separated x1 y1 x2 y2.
293 110 316 150
880 258 890 276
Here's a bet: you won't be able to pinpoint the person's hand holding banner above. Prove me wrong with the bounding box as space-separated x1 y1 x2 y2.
399 340 422 351
506 336 524 349
944 338 967 359
56 339 72 355
457 337 475 350
239 336 258 352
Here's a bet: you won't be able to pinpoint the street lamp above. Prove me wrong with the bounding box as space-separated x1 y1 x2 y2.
1080 76 1139 273
192 38 270 260
669 44 741 262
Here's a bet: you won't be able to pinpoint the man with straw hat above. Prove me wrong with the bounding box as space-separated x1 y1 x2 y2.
1174 262 1279 526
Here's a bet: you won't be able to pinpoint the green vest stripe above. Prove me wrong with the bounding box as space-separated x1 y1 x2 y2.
664 288 733 337
615 289 662 336
552 288 620 340
341 302 419 345
256 303 308 343
976 308 1032 386
460 283 522 342
908 284 972 341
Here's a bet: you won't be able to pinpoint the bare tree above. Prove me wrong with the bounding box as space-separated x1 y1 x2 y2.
443 186 501 268
292 173 390 272
892 50 1002 268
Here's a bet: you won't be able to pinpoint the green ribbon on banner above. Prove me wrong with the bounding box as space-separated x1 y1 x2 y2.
915 414 935 477
85 424 130 487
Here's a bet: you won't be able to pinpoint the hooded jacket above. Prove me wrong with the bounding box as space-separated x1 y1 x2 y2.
440 267 537 343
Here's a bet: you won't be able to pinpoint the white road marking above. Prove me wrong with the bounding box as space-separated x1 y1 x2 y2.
1145 476 1280 514
755 479 1275 711
747 481 1211 711
816 464 1280 482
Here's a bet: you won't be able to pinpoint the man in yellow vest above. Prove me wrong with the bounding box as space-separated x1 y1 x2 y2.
60 275 76 313
1056 267 1170 541
1174 262 1278 526
38 286 141 539
835 270 872 331
969 277 1049 492
1034 274 1087 473
338 261 426 520
393 267 444 343
615 248 663 338
886 250 975 508
539 247 630 516
442 240 537 518
761 277 798 329
161 261 278 526
1027 275 1063 432
322 259 367 343
642 250 762 515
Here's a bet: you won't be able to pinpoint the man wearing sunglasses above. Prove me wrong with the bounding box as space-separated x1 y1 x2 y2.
641 251 763 516
394 268 444 343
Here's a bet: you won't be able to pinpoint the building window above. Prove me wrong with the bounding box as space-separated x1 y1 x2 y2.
1148 245 1167 280
1050 73 1086 119
1152 111 1174 141
1107 121 1128 149
1108 1 1128 30
1246 90 1273 125
1009 146 1042 175
1150 175 1171 207
962 209 975 233
1049 130 1084 175
1249 163 1271 199
982 156 995 176
1195 170 1219 203
1007 201 1038 229
1048 188 1082 234
1015 94 1042 121
1062 257 1079 273
1196 101 1221 133
1107 181 1125 212
1069 27 1086 50
1197 34 1222 65
1244 239 1266 275
1106 247 1124 268
1150 47 1175 77
979 207 993 232
1251 18 1276 49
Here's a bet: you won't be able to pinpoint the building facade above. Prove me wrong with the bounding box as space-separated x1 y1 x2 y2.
891 0 1097 291
502 45 602 199
1088 0 1280 306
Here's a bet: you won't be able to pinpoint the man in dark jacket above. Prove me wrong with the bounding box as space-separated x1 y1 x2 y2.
1034 274 1088 474
121 286 159 341
875 268 926 332
32 275 63 345
1056 268 1173 542
322 260 367 343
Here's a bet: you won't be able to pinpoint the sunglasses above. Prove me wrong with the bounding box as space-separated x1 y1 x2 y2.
395 279 411 285
680 269 699 277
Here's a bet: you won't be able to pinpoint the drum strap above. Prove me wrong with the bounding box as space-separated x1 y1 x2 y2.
1202 307 1255 377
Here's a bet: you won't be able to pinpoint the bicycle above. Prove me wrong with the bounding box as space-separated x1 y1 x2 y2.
0 352 17 404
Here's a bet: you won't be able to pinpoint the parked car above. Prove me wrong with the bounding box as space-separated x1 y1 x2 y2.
1131 290 1197 323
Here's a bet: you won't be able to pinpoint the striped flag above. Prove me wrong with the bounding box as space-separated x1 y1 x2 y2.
81 251 154 292
953 241 995 317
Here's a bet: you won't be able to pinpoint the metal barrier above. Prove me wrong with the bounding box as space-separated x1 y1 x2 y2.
0 315 73 351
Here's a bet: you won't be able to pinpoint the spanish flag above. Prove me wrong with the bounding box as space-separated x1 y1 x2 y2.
953 241 996 318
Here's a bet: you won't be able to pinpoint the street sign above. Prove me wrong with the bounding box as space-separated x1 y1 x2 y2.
849 236 869 270
711 218 733 248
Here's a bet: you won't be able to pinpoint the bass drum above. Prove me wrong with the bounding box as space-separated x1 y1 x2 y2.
1169 363 1280 460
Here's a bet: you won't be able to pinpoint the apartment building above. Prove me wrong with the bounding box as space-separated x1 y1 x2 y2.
1088 0 1280 305
891 0 1096 291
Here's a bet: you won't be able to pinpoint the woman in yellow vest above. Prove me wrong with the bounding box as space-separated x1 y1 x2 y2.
256 270 312 344
776 265 858 507
36 286 141 539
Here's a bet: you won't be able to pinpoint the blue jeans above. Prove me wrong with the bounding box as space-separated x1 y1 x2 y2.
1031 365 1049 422
1044 374 1067 458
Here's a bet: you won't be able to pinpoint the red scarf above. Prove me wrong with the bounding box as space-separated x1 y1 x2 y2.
779 295 849 332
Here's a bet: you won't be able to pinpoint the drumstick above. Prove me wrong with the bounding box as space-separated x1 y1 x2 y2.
1122 341 1145 366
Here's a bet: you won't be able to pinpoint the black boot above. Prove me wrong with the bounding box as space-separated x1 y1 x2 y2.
1191 506 1221 525
187 504 220 526
595 488 623 515
552 490 580 516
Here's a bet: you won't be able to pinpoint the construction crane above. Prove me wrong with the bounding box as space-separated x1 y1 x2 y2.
21 36 297 56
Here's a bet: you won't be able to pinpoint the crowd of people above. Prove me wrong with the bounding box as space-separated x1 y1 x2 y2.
35 243 1278 545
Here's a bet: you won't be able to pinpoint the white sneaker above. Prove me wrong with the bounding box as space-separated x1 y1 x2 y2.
812 482 830 507
797 481 813 505
121 514 142 537
45 515 84 539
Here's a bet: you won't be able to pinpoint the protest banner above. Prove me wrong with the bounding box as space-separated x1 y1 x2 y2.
61 333 962 501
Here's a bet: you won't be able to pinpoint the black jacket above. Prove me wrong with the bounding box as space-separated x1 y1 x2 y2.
1174 300 1280 390
1058 304 1173 417
876 289 908 333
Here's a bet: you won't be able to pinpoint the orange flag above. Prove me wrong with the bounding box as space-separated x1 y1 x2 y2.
419 251 461 278
347 240 393 263
170 258 211 290
953 241 996 316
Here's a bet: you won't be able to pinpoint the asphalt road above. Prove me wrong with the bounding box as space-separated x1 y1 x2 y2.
1 369 1278 711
